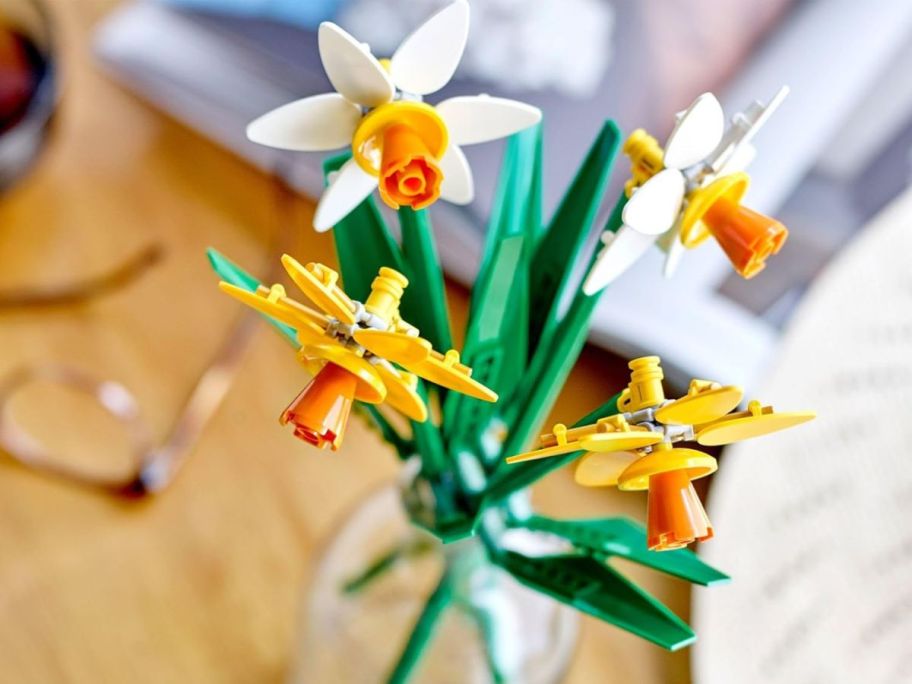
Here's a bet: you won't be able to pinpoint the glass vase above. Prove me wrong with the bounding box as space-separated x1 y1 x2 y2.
292 486 579 683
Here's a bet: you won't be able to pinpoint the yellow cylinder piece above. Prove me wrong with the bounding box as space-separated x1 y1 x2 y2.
351 101 449 176
623 129 665 196
679 172 749 248
364 267 409 320
619 356 667 412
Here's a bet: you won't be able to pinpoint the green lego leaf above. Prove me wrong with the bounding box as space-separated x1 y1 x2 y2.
495 191 630 459
444 128 541 449
397 207 452 352
474 126 542 282
528 120 621 352
206 247 260 291
466 127 540 360
443 235 525 445
490 550 696 650
500 292 602 457
205 248 298 348
323 153 405 301
482 392 622 505
524 125 545 245
485 124 624 489
516 515 730 586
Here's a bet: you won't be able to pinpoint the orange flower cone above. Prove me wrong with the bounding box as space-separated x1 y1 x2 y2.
377 124 442 211
280 362 357 451
646 469 714 551
703 196 788 279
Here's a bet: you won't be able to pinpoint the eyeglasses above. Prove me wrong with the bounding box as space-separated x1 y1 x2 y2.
0 176 295 495
0 243 161 308
0 309 262 495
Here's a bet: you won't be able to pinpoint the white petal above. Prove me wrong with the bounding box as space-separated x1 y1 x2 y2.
582 226 657 295
438 144 474 204
313 159 376 232
663 230 687 278
622 168 686 236
318 22 394 107
246 94 360 151
734 85 789 144
715 142 756 177
663 92 725 169
709 87 787 174
436 95 541 146
391 0 469 96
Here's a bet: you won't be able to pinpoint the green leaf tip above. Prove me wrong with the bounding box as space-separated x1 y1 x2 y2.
204 247 298 347
490 550 696 650
528 118 622 350
206 247 260 292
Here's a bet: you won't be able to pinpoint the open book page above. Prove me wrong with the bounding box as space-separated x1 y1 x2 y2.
692 187 912 684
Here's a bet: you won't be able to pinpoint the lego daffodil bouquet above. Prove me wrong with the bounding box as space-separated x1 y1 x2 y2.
207 2 813 681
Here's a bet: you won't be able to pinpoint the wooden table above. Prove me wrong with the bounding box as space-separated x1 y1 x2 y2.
0 2 691 681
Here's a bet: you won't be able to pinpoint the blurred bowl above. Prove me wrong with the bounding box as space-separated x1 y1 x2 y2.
0 0 56 191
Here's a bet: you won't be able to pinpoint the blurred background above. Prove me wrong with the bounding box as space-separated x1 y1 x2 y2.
0 0 910 682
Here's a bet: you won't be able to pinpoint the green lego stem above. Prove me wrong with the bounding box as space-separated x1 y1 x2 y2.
358 404 413 457
324 154 406 302
482 391 622 505
411 384 448 478
343 537 434 595
397 207 453 353
386 572 454 684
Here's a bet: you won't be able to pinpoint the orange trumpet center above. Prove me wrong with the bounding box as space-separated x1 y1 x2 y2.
703 197 788 279
280 362 357 451
377 124 443 211
646 469 714 551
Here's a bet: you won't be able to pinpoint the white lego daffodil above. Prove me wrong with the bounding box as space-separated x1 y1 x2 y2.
246 0 542 232
583 88 789 294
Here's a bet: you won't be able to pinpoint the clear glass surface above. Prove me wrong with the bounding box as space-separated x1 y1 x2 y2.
292 487 579 684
